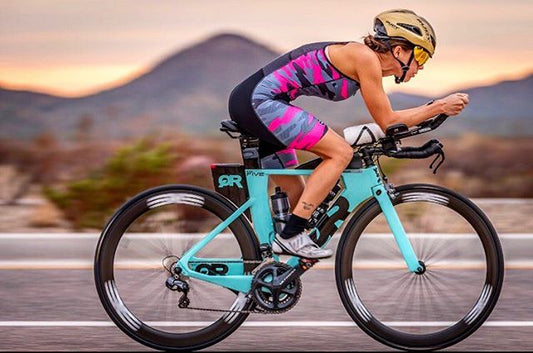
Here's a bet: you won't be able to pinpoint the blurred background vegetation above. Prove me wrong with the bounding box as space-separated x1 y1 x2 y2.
1 128 531 230
1 33 531 231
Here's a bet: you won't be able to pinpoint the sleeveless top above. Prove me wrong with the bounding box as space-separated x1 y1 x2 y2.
252 41 360 105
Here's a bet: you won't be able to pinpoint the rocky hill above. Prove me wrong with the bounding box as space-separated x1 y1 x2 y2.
1 33 531 140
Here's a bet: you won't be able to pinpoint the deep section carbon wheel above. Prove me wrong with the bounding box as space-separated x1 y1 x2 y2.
94 185 260 351
336 184 504 351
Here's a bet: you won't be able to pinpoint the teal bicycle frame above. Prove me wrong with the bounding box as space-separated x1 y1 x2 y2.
177 165 421 294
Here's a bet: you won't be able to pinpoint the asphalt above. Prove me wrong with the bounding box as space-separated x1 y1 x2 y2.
0 233 532 351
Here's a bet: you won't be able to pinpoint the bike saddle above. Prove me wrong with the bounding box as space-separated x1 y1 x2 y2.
220 119 240 133
220 119 255 139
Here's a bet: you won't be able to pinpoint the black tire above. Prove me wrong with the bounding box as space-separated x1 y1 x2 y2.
94 184 261 351
335 184 504 351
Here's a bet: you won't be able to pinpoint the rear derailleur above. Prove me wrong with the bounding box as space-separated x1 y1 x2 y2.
164 256 191 308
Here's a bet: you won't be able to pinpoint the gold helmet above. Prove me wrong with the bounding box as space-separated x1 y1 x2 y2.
374 9 436 57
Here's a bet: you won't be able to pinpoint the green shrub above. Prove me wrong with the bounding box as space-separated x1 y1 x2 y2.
44 138 179 229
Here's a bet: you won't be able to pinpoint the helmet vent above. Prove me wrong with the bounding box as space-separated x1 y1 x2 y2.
374 19 388 36
397 23 422 36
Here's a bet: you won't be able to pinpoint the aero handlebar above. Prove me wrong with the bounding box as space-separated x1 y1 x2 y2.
386 139 443 159
387 113 449 141
375 113 450 173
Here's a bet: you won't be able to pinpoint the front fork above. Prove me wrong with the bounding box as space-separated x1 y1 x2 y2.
372 183 425 274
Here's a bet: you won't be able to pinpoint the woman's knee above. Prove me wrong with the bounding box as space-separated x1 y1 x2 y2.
311 130 353 165
338 143 354 165
328 143 353 168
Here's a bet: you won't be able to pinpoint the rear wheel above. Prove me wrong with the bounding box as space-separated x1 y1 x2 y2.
336 184 504 350
94 185 260 351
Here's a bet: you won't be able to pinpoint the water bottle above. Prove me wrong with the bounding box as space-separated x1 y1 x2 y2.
270 187 290 234
343 123 385 146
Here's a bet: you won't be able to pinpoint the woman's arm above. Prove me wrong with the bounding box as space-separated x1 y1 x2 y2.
354 49 468 131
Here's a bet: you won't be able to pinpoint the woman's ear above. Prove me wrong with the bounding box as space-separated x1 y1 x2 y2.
393 46 402 59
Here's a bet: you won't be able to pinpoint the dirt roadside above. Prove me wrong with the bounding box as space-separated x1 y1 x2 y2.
1 185 531 234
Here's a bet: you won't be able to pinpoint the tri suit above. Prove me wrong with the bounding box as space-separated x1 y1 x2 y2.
228 41 360 168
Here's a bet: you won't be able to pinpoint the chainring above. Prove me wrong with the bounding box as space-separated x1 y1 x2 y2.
251 262 302 313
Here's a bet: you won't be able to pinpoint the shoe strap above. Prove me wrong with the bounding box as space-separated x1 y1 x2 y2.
291 233 319 251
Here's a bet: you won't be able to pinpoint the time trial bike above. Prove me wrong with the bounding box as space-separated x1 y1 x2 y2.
94 113 504 351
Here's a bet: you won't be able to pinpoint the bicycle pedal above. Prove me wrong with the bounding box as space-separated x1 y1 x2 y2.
299 258 319 270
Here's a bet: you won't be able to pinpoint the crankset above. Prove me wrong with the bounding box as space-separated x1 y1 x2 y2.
251 262 303 313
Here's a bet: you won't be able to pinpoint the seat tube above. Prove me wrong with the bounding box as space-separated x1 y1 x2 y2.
372 184 422 273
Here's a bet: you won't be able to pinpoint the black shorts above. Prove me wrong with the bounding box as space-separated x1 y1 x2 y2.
228 70 299 168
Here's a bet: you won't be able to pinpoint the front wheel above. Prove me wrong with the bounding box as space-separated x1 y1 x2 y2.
94 185 261 351
335 184 504 351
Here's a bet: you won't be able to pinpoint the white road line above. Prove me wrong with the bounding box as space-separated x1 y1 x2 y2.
0 321 532 327
0 233 532 240
1 260 532 270
0 233 232 240
5 197 531 206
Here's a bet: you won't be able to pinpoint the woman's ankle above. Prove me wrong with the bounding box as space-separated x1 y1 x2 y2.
279 214 308 239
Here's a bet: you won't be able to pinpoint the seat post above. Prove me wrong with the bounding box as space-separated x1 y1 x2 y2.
239 135 261 169
220 119 261 169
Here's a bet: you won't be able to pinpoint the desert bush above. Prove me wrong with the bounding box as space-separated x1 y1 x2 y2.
29 202 65 228
44 138 181 229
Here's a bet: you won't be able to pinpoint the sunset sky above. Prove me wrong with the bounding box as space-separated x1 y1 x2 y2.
1 0 531 97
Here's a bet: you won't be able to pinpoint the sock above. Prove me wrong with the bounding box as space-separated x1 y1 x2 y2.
280 214 308 239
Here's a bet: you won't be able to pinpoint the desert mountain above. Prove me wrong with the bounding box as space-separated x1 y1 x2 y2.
1 33 531 140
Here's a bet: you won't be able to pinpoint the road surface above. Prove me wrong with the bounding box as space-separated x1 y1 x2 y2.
0 233 532 351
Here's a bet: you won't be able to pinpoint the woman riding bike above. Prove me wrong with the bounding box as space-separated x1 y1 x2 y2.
228 9 470 259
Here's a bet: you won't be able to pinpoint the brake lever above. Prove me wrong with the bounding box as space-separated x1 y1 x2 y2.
429 149 445 174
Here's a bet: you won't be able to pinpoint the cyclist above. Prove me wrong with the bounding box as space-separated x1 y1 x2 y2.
228 9 469 259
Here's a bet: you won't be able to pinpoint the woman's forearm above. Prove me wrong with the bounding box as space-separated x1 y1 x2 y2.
389 99 446 128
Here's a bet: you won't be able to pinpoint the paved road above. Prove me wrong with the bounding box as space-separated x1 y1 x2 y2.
0 234 532 351
0 269 532 351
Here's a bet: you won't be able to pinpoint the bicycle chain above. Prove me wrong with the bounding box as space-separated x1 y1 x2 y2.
179 293 300 315
177 259 300 315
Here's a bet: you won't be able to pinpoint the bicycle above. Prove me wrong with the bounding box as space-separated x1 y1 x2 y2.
94 112 504 351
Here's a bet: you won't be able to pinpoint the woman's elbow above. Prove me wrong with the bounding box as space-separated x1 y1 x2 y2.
375 114 401 132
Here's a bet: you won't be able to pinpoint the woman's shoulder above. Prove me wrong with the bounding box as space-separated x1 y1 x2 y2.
328 42 379 71
343 42 378 60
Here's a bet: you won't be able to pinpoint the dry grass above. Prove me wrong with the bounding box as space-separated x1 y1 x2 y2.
28 202 65 228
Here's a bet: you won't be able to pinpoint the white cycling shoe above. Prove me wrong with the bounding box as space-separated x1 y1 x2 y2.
272 231 333 259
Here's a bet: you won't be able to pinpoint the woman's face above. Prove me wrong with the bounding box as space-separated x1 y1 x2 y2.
394 46 424 82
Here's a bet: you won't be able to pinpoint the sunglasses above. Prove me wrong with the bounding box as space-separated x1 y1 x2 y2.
413 46 430 66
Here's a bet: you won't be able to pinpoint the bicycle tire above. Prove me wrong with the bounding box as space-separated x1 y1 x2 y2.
94 184 261 351
335 184 504 351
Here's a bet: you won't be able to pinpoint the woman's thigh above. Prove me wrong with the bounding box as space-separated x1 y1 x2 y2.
253 99 328 151
307 128 352 160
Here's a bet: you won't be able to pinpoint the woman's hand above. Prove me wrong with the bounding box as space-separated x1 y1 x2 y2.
438 93 470 116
